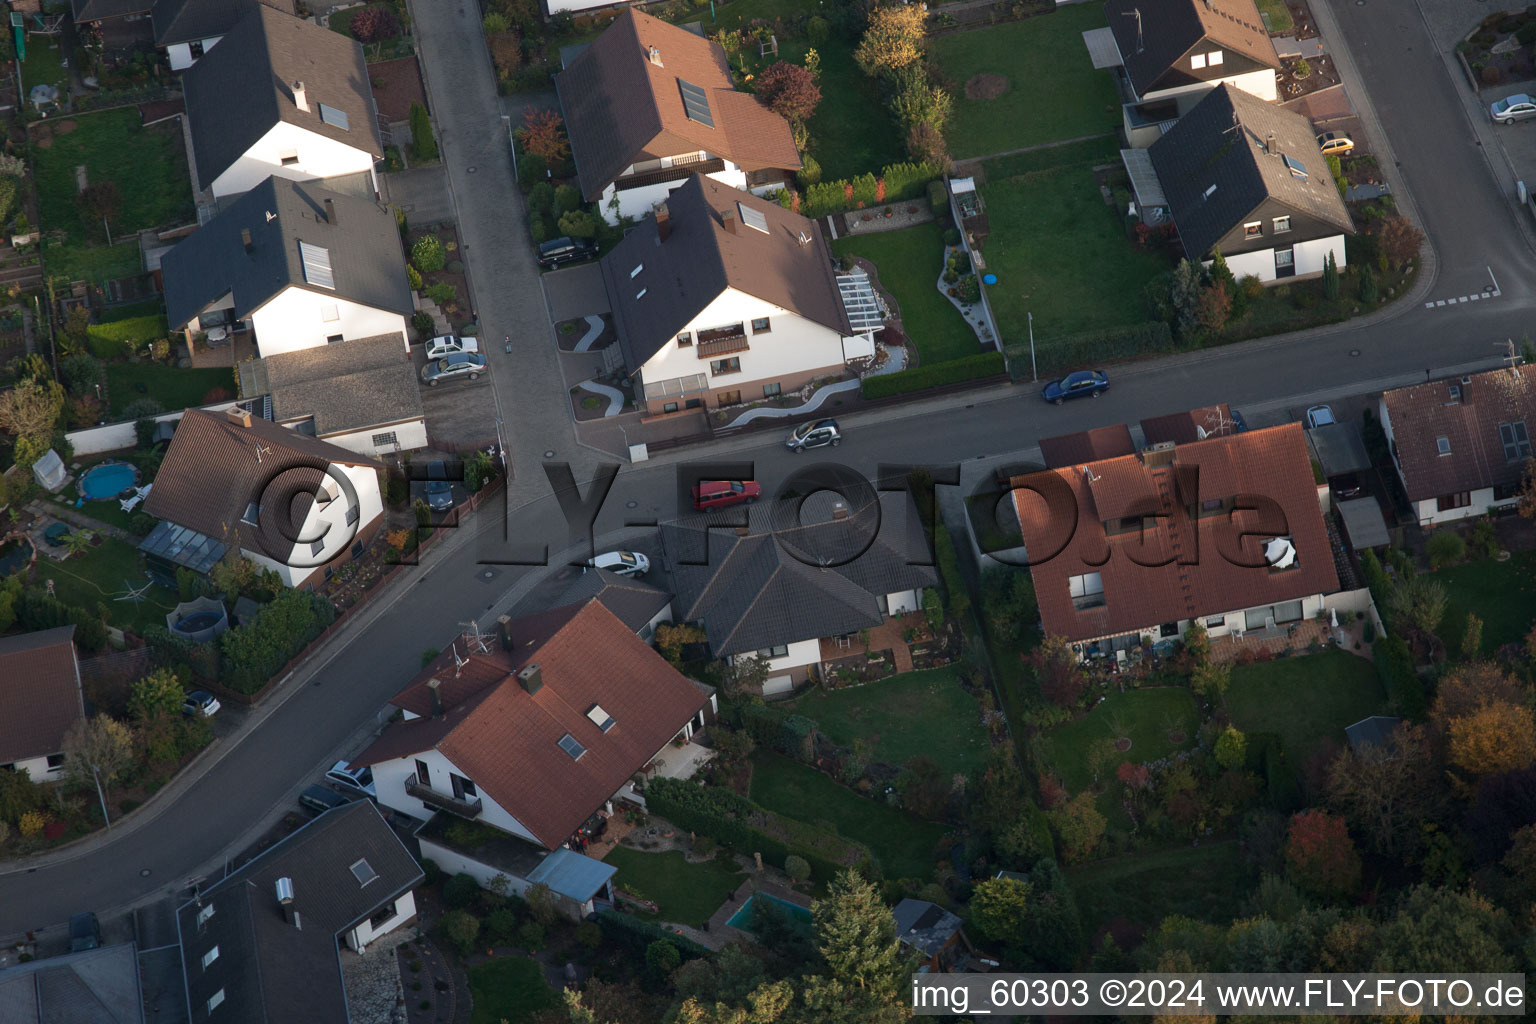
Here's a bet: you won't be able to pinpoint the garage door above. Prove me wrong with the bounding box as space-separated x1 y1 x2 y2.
762 675 794 698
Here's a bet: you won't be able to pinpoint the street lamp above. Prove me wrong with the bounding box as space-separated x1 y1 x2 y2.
1027 311 1037 382
90 763 111 830
492 417 507 473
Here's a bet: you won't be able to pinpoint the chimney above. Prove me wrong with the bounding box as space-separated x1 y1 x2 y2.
655 202 672 243
426 677 443 718
240 228 253 253
646 45 662 67
518 663 543 695
292 80 308 112
323 198 337 226
831 501 850 521
1265 132 1275 154
721 207 736 234
226 406 252 429
275 877 300 927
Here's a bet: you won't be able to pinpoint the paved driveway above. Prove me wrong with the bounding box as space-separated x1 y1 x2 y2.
381 166 454 226
543 263 610 321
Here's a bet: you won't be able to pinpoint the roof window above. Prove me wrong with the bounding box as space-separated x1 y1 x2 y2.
558 733 587 760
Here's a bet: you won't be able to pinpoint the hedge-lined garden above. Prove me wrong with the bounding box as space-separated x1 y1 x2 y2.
860 350 1005 398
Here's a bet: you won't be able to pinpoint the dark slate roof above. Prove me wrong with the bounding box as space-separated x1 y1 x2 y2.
176 801 421 1024
1106 0 1278 98
0 625 84 764
1148 84 1353 260
182 4 380 191
73 0 152 23
242 332 421 437
602 174 851 372
163 176 410 330
1345 715 1403 751
152 0 295 48
892 898 962 957
660 490 936 658
551 568 672 635
0 942 145 1024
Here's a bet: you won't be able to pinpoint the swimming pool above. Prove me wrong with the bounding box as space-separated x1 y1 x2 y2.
725 892 813 933
78 462 138 501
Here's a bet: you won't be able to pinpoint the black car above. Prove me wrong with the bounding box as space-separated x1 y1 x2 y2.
426 460 454 512
298 784 349 816
69 912 102 952
537 235 599 269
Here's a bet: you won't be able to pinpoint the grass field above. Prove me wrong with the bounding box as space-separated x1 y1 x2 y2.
42 239 143 288
1435 551 1536 657
929 5 1122 159
32 535 177 635
750 753 948 881
1042 688 1199 796
1067 840 1253 932
832 221 980 364
602 847 747 927
1224 648 1387 764
106 364 233 418
789 668 989 777
1252 0 1294 34
19 35 69 95
467 958 559 1024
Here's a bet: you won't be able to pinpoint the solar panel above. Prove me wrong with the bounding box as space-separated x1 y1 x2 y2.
738 202 768 233
299 241 335 289
558 733 587 760
677 79 714 127
318 103 350 130
1283 154 1308 180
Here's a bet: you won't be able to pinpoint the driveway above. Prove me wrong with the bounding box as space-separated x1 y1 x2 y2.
381 166 454 226
543 263 610 322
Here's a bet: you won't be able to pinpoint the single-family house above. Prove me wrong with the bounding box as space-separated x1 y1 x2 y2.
140 407 384 589
893 899 973 973
0 941 145 1023
541 566 674 641
603 174 872 417
153 0 296 71
183 5 381 198
1099 0 1280 147
175 800 421 1023
70 0 155 52
1379 363 1536 525
236 332 427 457
660 490 937 694
162 177 411 358
1144 84 1352 283
350 599 715 913
0 626 86 782
1012 421 1339 657
556 9 800 225
1140 403 1243 445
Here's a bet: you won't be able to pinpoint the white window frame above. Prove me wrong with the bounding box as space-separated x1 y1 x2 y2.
1272 215 1291 233
1191 53 1207 69
1243 222 1262 237
320 304 340 322
1208 49 1224 65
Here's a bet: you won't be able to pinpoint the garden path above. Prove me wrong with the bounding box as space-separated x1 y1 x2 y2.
26 498 132 543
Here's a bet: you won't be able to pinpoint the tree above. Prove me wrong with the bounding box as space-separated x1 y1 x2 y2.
969 875 1032 947
1048 791 1106 863
558 209 597 239
903 121 950 170
1372 885 1517 973
1195 279 1232 334
1215 726 1248 771
520 107 570 164
1385 575 1447 638
411 234 446 273
1433 662 1524 724
655 622 706 665
755 61 821 124
1321 251 1340 299
62 715 135 798
1448 701 1536 777
1285 810 1361 901
1358 266 1379 304
350 5 399 40
889 80 951 134
77 181 120 235
812 870 904 995
59 352 104 398
1169 258 1202 338
1460 613 1484 660
1117 759 1150 792
63 528 95 558
853 5 926 76
980 567 1036 645
527 881 558 925
128 668 183 724
0 379 65 441
1190 660 1231 701
409 102 437 163
1033 635 1085 708
443 872 480 908
438 908 480 955
61 306 91 356
1182 621 1210 666
1324 723 1445 857
1425 529 1465 569
1379 215 1424 271
896 754 949 820
784 855 810 882
721 654 770 699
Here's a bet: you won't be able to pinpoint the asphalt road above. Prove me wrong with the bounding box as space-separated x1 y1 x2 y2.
5 0 1536 938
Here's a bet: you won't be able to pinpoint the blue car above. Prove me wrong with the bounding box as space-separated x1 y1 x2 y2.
1042 370 1109 405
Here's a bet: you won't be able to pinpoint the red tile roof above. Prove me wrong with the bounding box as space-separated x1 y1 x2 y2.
1013 423 1338 643
352 600 711 849
1381 364 1536 503
1140 404 1240 446
1038 424 1136 469
0 626 84 763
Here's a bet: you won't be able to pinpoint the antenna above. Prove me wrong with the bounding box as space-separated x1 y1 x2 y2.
451 641 467 677
265 210 276 222
1505 338 1520 374
1201 405 1239 438
1122 8 1144 54
254 442 273 463
459 620 492 654
1081 465 1101 484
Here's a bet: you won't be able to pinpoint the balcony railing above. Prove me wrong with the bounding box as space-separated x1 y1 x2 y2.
615 158 727 192
405 777 483 818
697 336 749 359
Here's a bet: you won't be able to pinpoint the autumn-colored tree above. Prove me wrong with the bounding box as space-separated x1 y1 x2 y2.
62 716 135 806
1461 613 1484 661
1190 660 1231 701
1448 701 1536 777
853 5 926 77
904 121 951 170
0 379 65 441
1048 791 1106 863
968 875 1032 947
754 61 821 124
519 108 570 164
654 622 707 666
128 668 184 725
1032 634 1085 708
1195 279 1232 334
1285 809 1361 900
1116 760 1150 791
1325 723 1445 857
1433 662 1523 724
350 5 400 41
1379 215 1424 271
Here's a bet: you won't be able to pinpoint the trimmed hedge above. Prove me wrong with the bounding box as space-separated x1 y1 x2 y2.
86 315 168 359
219 589 335 693
861 351 1007 399
1372 635 1426 720
1006 322 1173 380
646 776 872 884
597 910 709 961
1244 731 1302 812
792 161 944 219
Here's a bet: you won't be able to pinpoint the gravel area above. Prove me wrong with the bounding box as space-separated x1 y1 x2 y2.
342 937 411 1024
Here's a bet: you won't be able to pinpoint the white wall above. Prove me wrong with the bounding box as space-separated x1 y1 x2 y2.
245 459 383 588
320 419 429 456
731 637 822 674
887 589 921 616
166 36 224 72
637 602 674 642
1413 489 1504 526
1144 67 1277 104
372 749 543 847
1215 234 1345 284
344 889 416 952
207 121 378 199
546 0 622 12
598 163 748 226
66 401 242 456
842 334 877 361
247 288 408 358
12 755 63 781
418 838 536 896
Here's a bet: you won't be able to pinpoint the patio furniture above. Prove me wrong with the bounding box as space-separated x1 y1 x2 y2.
43 522 71 547
120 483 151 512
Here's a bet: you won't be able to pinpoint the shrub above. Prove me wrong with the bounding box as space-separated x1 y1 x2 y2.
411 235 446 273
784 854 811 881
807 15 829 43
797 153 822 187
1008 322 1173 379
518 152 548 189
1517 22 1536 45
943 227 961 246
483 11 510 34
1426 529 1466 569
557 209 597 238
527 182 555 219
861 351 1006 399
351 5 400 41
406 264 422 291
554 184 582 214
517 920 546 951
444 872 480 909
1358 268 1379 304
424 282 456 305
218 589 336 692
409 102 437 162
60 353 105 397
411 310 435 336
439 909 480 956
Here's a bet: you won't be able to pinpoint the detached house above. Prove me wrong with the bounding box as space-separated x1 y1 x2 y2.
141 407 384 589
0 626 86 782
1098 0 1280 147
162 177 411 358
603 174 872 417
154 0 297 71
1013 422 1339 657
1380 364 1536 526
70 0 155 52
184 5 381 198
556 9 800 225
1144 84 1352 283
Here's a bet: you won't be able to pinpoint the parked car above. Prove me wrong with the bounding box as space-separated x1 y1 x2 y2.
585 550 651 577
1231 408 1249 432
537 236 599 269
1315 131 1354 155
691 480 762 511
325 761 376 798
1492 94 1536 123
1331 472 1364 500
425 461 454 512
424 334 479 360
182 690 221 718
299 784 349 816
1041 370 1110 405
421 352 487 386
785 418 842 452
68 912 102 952
1305 404 1336 428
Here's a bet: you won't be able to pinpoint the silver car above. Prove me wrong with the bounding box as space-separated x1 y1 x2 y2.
1492 94 1536 123
421 351 487 386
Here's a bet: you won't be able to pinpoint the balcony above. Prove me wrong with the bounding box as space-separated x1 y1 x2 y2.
405 777 482 818
614 158 726 192
697 336 749 359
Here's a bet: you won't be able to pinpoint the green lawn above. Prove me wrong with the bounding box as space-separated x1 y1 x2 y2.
467 958 559 1024
832 221 979 364
34 108 194 245
1252 0 1294 34
32 535 177 635
106 363 233 417
749 753 948 881
19 35 69 94
1067 841 1253 932
602 847 747 927
1042 688 1199 797
1435 551 1536 657
1224 648 1387 764
929 5 1122 159
42 239 143 288
788 668 989 777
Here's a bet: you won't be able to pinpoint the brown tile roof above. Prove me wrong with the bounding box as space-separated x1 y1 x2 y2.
604 173 851 370
1014 423 1338 643
1140 404 1240 446
144 408 381 560
0 626 84 763
1382 364 1536 502
556 9 799 201
351 600 712 849
1039 424 1137 469
1106 0 1278 98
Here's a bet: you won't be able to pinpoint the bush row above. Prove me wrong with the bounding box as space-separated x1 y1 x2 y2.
860 350 1006 399
18 590 107 653
219 589 335 693
1372 635 1427 720
596 910 710 962
1005 322 1174 380
86 315 169 359
1245 731 1303 813
779 161 944 220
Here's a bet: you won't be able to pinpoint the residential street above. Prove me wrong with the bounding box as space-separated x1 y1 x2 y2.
6 0 1536 937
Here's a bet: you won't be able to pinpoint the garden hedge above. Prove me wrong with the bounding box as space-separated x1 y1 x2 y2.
219 589 335 692
597 910 710 962
1006 322 1173 380
784 161 944 219
861 351 1007 399
86 315 169 359
1372 635 1427 720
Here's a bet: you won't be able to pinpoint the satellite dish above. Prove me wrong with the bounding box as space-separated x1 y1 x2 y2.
1262 537 1297 569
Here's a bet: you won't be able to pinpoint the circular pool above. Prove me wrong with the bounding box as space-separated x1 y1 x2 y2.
78 462 139 501
0 534 35 576
166 597 230 644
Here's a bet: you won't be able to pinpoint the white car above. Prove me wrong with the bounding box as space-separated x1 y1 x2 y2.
182 690 221 718
584 551 651 578
424 335 480 360
1304 405 1336 429
325 761 376 798
1491 94 1536 124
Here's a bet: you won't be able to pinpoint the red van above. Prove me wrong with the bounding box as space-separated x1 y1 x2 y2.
691 480 762 510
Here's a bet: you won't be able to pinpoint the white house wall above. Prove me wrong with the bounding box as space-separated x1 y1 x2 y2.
546 0 621 12
1294 235 1347 276
12 754 61 782
638 603 674 642
344 889 417 952
166 36 224 72
1413 489 1504 526
731 637 822 674
250 287 408 357
417 837 537 896
207 121 378 199
886 589 921 615
243 459 383 588
1144 68 1277 105
372 748 543 847
598 164 748 225
319 419 429 456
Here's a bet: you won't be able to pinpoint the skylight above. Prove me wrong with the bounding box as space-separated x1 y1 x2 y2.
1283 154 1308 180
1436 436 1451 456
350 858 378 886
299 241 335 289
738 202 769 234
677 79 715 127
318 103 350 130
558 733 587 760
586 704 615 732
